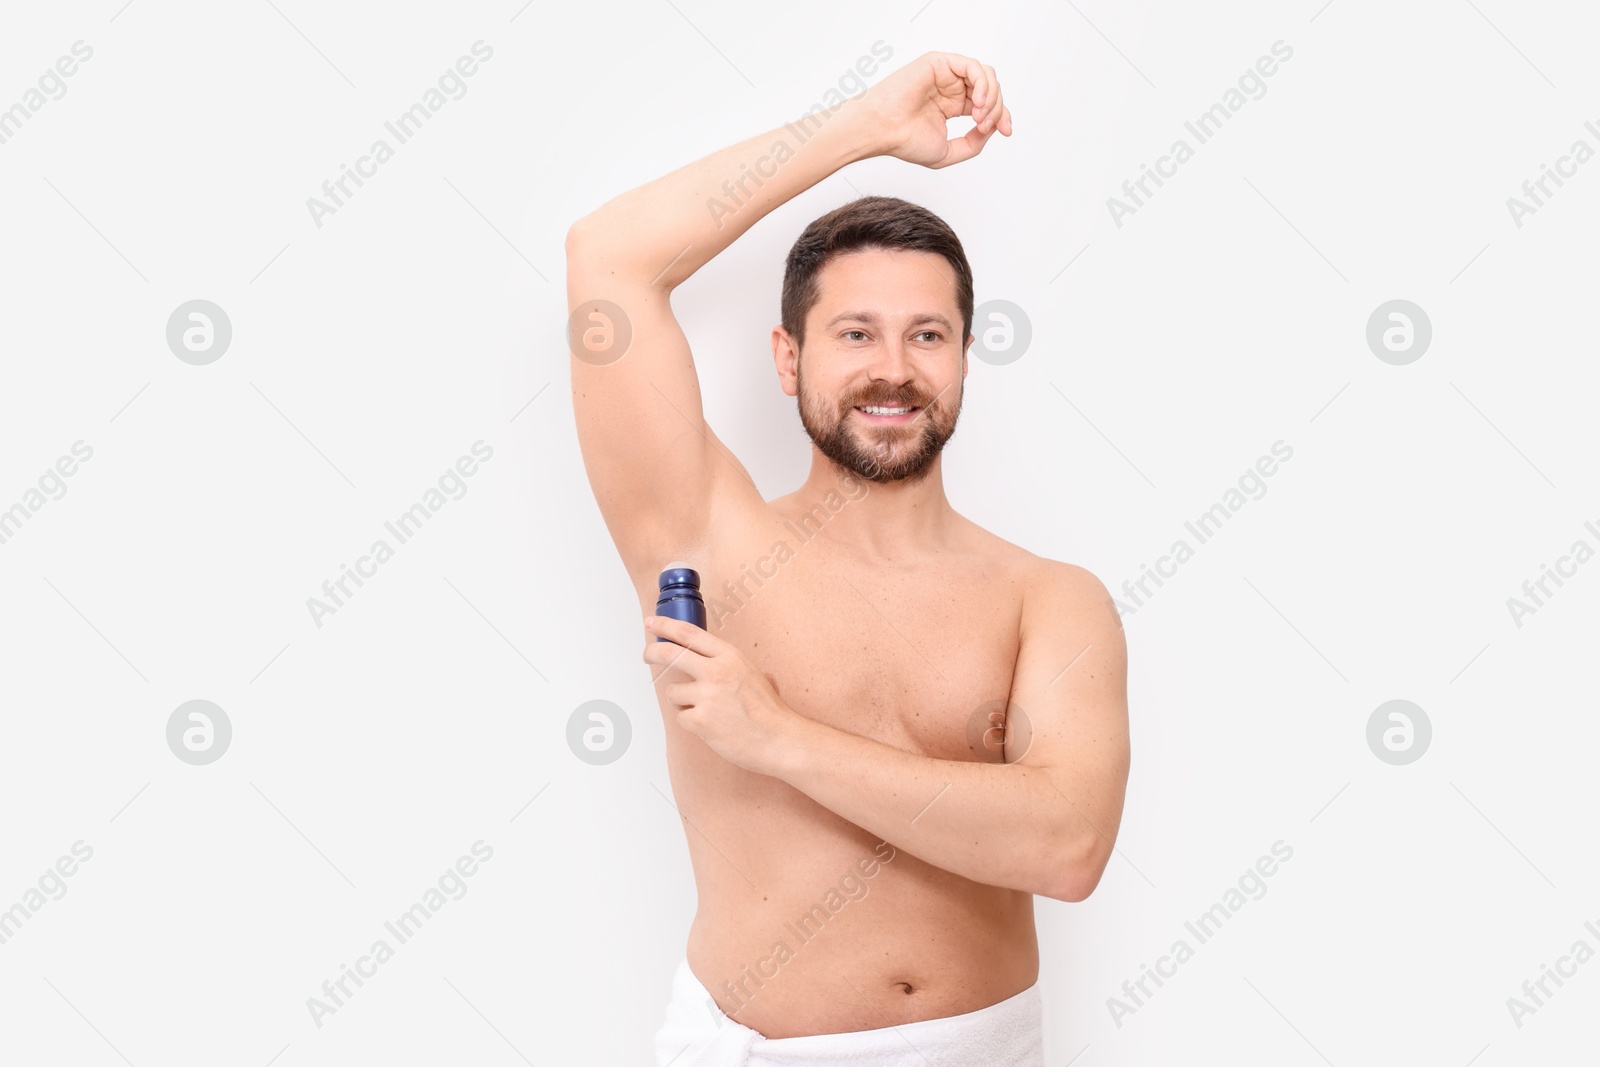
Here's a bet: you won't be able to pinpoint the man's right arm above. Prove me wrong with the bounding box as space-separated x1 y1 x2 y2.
564 106 884 573
566 52 1012 574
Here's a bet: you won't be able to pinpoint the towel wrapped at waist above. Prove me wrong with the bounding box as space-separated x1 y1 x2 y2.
653 958 1046 1066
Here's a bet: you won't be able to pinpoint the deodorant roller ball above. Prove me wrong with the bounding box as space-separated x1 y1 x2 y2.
655 565 707 643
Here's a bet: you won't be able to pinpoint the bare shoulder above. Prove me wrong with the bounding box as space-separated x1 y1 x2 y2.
1027 557 1120 628
954 519 1119 625
965 522 1123 650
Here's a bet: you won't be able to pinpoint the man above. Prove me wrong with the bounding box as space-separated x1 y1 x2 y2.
566 50 1129 1065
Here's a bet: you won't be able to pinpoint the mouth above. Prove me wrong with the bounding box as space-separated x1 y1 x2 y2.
853 404 923 424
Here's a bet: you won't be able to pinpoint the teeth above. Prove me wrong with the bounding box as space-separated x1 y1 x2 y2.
861 405 913 415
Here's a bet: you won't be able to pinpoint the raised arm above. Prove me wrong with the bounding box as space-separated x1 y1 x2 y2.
565 107 875 573
565 52 1013 574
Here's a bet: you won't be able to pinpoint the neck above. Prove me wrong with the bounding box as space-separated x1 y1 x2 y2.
790 449 955 559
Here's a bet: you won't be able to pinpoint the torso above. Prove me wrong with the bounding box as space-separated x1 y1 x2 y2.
630 479 1043 1038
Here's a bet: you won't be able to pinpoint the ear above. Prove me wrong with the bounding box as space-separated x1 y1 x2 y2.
773 325 800 397
962 334 973 380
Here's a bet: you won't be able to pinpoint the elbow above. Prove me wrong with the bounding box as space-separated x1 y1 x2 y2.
565 216 651 287
565 218 620 294
567 215 622 267
565 217 594 261
1041 834 1113 904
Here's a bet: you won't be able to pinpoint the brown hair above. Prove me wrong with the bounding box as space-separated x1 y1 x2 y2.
780 196 973 351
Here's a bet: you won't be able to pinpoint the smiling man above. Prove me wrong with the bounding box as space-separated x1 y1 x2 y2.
566 51 1129 1066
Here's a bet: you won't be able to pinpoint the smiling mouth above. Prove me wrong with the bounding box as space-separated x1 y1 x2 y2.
854 404 923 423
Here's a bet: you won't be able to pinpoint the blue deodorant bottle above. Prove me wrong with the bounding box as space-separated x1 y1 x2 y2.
655 565 707 643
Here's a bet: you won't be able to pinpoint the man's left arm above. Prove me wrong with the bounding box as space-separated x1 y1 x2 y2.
643 561 1130 902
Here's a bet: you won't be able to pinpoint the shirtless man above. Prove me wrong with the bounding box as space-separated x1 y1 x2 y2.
566 51 1129 1064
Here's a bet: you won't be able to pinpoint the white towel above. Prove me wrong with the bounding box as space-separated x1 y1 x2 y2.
653 959 1045 1066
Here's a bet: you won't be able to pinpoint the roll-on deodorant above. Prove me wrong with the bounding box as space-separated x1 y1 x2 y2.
655 565 706 643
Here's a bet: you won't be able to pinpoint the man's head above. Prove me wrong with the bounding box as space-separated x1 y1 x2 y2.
774 196 973 485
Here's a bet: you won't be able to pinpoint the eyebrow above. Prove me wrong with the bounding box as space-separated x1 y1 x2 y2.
824 311 956 332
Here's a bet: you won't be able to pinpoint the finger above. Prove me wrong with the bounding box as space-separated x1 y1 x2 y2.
980 65 1002 133
938 120 998 169
663 682 698 708
642 639 697 666
978 62 998 127
642 639 703 682
971 65 1002 133
645 613 723 657
971 63 992 128
942 52 984 118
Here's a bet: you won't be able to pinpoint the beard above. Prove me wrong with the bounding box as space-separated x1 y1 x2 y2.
796 358 962 485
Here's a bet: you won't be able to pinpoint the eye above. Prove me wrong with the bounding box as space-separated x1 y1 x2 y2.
843 329 868 342
915 330 941 343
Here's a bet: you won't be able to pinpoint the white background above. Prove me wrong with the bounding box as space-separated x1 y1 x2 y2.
1 0 1596 1064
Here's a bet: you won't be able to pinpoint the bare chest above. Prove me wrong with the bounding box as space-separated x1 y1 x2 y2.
697 527 1023 763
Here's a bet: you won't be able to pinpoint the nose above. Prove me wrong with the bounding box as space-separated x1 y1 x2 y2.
868 338 915 393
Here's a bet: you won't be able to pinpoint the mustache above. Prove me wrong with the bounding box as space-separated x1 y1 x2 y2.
847 390 931 408
847 381 956 421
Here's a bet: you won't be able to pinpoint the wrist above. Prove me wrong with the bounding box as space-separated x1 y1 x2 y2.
810 96 889 165
759 700 819 781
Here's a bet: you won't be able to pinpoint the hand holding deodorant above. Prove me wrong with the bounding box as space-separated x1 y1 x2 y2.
655 565 706 643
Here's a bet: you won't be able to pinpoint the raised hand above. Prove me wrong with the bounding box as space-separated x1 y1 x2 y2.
859 51 1014 169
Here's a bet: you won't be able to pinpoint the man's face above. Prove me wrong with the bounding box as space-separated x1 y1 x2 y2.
788 248 968 485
